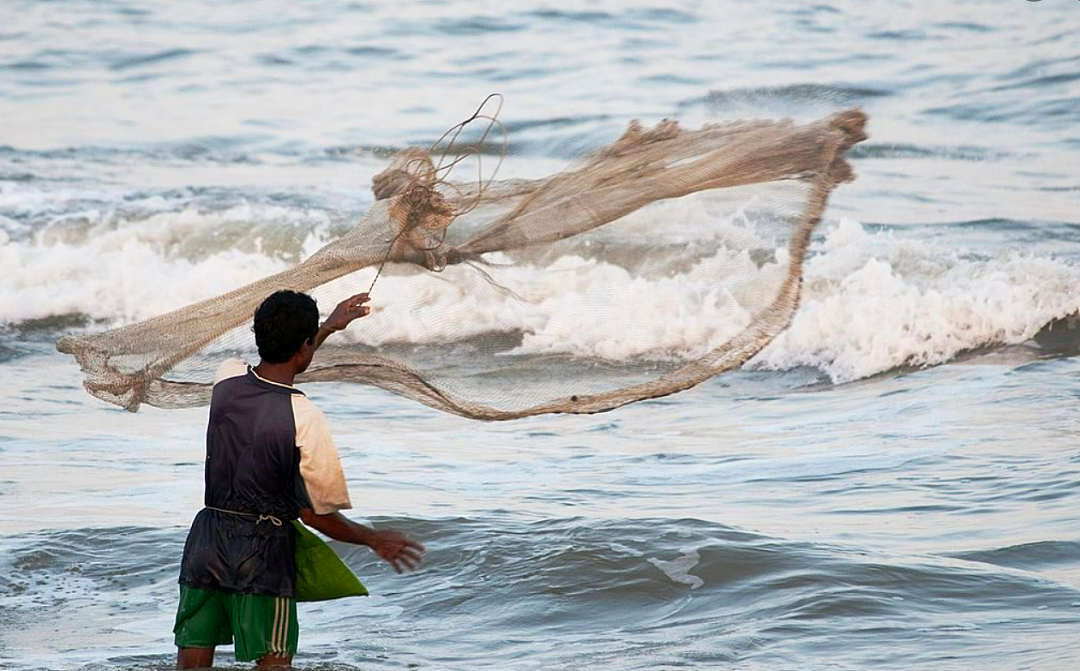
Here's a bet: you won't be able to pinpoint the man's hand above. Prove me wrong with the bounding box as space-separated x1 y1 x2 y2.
322 293 371 333
369 528 426 574
311 293 371 351
300 508 426 574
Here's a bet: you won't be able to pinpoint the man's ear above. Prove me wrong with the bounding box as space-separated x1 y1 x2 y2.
292 339 315 366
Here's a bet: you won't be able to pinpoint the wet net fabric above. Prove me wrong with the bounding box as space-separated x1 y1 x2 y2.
57 108 867 420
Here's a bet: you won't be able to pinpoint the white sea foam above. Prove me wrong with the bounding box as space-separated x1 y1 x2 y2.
0 202 329 325
4 196 1079 382
649 547 705 590
324 247 782 362
327 217 1080 381
753 219 1080 382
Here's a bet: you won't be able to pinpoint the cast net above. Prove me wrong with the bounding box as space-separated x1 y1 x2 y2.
57 99 867 420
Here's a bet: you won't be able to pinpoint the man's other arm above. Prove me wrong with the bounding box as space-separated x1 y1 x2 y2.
299 508 424 574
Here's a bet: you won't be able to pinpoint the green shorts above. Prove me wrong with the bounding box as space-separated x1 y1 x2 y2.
173 585 298 661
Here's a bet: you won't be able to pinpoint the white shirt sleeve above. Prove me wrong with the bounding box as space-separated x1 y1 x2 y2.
291 395 353 515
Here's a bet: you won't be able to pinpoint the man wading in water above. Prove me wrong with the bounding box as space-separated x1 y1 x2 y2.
174 289 425 668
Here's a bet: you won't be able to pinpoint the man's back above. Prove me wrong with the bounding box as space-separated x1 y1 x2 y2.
204 359 309 520
180 358 348 598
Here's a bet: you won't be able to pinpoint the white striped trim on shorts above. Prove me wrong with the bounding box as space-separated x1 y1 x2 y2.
271 596 290 655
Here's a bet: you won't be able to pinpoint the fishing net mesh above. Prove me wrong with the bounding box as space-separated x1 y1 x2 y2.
57 106 867 420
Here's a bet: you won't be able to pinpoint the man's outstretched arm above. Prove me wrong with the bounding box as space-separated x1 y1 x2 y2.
299 508 425 574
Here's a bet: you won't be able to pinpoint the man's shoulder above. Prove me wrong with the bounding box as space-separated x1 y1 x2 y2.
213 357 248 385
290 393 328 430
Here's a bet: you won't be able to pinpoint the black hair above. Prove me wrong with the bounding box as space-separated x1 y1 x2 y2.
253 290 320 363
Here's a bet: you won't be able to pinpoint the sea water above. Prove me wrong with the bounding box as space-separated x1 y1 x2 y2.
1 1 1079 669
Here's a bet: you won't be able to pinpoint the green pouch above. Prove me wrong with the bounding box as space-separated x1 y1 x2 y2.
293 520 369 602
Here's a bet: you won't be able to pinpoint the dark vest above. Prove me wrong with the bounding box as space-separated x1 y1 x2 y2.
179 367 313 597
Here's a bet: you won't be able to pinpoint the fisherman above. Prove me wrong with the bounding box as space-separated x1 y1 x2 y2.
173 289 425 668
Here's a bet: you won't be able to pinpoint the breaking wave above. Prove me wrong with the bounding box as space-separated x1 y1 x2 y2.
3 185 1078 383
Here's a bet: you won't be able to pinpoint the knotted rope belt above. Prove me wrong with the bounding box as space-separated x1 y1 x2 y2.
204 505 284 527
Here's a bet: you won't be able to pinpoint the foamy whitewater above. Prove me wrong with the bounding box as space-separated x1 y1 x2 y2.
2 1 1079 670
5 193 1079 381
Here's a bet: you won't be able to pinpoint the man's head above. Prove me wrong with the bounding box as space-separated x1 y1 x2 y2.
253 290 319 372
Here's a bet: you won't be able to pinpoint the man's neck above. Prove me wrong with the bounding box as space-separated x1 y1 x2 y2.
252 361 297 387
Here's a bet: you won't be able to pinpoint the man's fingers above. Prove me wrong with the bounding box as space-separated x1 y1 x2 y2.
340 293 371 312
375 532 425 574
383 547 421 573
390 544 422 560
384 552 403 573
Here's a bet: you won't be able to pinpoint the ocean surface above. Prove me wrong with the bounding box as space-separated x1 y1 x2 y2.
2 1 1080 669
